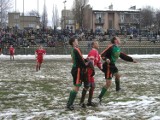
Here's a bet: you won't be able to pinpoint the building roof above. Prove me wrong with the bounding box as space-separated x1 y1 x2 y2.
93 9 140 13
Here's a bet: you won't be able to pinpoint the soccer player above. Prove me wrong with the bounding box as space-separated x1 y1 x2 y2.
66 37 88 110
9 45 15 60
80 41 102 107
98 36 137 104
35 45 46 72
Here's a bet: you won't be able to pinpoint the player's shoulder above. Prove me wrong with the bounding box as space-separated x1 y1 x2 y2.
108 44 114 48
74 47 81 53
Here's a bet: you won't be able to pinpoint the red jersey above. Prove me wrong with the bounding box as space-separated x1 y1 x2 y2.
35 49 46 60
87 48 102 83
87 48 102 69
9 47 15 55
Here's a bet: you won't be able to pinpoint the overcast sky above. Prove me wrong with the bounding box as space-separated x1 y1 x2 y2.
13 0 160 26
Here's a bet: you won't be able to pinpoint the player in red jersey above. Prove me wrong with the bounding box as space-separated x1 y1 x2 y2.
35 45 46 71
9 45 15 60
80 41 102 107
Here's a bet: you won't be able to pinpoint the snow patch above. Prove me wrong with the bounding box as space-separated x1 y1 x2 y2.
0 54 160 60
150 116 160 120
86 116 104 120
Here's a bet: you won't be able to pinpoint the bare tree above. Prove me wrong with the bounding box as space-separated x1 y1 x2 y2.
27 10 39 17
41 3 48 30
0 0 13 27
140 6 155 29
52 4 59 29
83 5 92 30
72 0 89 29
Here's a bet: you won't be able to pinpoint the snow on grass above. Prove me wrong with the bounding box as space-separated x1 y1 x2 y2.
150 116 160 120
0 54 160 60
86 116 104 120
0 57 159 119
94 96 158 118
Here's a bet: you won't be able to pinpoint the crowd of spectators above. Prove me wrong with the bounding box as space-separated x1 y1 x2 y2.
0 27 160 50
0 27 107 49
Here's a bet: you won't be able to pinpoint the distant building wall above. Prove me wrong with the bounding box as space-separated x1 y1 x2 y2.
84 9 140 33
61 10 75 32
8 12 40 29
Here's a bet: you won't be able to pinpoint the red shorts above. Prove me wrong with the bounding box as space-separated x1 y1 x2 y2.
37 59 43 64
87 68 94 83
10 52 14 56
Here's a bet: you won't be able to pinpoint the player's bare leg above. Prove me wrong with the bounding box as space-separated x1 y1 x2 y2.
98 79 112 104
39 64 41 70
114 73 121 91
36 63 40 72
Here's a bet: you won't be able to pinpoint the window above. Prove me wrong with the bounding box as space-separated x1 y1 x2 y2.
14 15 19 19
68 20 74 24
96 13 102 19
120 14 124 23
28 24 35 28
109 20 113 29
14 24 19 28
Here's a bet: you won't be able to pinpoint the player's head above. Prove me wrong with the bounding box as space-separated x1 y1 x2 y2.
91 40 99 49
69 37 78 47
111 36 121 45
39 45 43 49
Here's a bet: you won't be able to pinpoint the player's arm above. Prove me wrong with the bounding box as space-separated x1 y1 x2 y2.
42 50 46 57
74 49 86 68
100 45 112 61
97 60 103 70
94 53 103 70
44 50 46 55
120 52 136 62
35 51 37 58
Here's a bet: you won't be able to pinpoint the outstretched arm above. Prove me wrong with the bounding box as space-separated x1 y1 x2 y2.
120 52 136 62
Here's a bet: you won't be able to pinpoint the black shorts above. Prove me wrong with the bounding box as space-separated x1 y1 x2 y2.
71 67 89 88
102 62 118 79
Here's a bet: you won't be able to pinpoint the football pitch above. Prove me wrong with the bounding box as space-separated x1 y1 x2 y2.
0 56 160 120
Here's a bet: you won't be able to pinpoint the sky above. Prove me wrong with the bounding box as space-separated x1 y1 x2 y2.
12 0 160 26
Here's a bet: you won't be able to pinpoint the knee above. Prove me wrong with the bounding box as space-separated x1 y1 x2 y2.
115 74 121 80
105 80 112 88
84 87 89 91
74 86 79 92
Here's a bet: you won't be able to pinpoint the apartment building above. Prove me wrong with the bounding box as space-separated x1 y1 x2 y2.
8 12 40 29
91 9 140 33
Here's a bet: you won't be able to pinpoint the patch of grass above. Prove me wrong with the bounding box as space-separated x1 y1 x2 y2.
42 100 51 108
0 91 11 96
40 84 54 92
59 111 68 115
12 115 17 120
